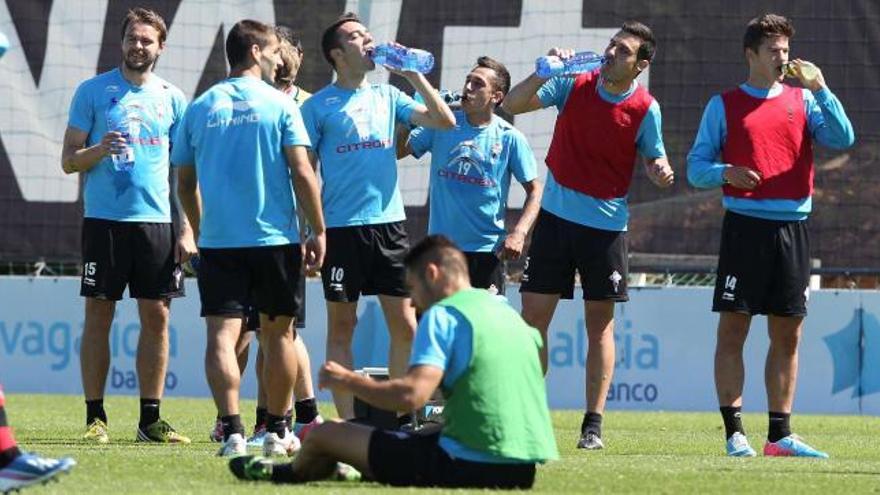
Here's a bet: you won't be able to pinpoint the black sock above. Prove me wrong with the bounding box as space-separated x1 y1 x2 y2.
294 398 318 425
221 414 244 441
86 399 107 426
254 407 268 429
139 398 160 428
768 411 791 443
284 408 294 430
267 414 288 436
581 411 603 437
0 446 21 470
720 406 745 439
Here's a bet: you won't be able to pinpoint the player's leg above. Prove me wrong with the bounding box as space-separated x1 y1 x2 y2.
130 222 188 443
79 219 127 443
579 299 615 449
378 295 416 380
325 302 358 418
762 220 826 457
714 312 753 456
291 278 322 438
519 210 575 373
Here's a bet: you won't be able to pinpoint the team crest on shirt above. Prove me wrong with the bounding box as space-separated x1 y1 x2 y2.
490 142 503 159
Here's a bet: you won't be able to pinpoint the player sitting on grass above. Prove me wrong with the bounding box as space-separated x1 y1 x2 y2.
229 235 558 489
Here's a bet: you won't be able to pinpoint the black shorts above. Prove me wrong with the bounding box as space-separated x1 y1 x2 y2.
464 252 505 295
520 209 628 301
80 218 184 300
712 211 810 316
322 222 409 302
368 428 536 489
197 244 303 321
242 276 306 331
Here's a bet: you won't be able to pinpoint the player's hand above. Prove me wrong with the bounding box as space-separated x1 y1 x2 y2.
547 47 575 60
646 162 675 188
100 131 127 156
786 58 826 92
175 227 198 264
723 166 762 190
498 230 526 260
318 361 353 391
303 230 326 276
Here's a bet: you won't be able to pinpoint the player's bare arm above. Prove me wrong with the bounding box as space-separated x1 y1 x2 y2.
499 179 543 260
401 70 455 130
318 361 443 412
175 165 202 242
285 144 327 275
503 47 574 115
60 127 125 174
168 168 197 263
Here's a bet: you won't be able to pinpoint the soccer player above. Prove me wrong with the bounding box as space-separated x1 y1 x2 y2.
173 19 326 457
300 13 455 419
502 21 674 450
0 385 75 492
229 235 558 489
399 57 542 294
243 26 323 447
687 13 854 458
60 7 194 444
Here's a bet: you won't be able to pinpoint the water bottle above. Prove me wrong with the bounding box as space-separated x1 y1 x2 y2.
783 60 820 80
414 89 462 107
535 51 605 78
0 31 8 60
105 98 135 172
370 43 434 74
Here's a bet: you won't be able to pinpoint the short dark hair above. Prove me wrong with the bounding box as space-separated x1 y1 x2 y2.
225 19 276 69
620 20 656 61
474 56 510 98
743 14 795 53
404 235 468 281
121 8 167 44
321 12 361 67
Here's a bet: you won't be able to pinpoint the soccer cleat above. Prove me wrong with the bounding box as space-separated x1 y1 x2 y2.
725 432 757 457
576 431 605 450
246 424 268 448
0 452 76 493
228 455 273 482
262 430 301 457
293 415 324 442
217 433 247 457
333 462 361 482
83 419 109 444
763 434 829 458
209 418 224 443
136 419 191 444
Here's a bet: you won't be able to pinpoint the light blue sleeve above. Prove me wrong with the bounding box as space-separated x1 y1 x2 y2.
507 129 538 183
391 86 418 125
803 88 855 150
168 89 187 148
67 83 94 134
281 99 311 148
408 126 434 158
300 99 322 154
409 306 456 371
635 100 666 159
536 77 574 111
170 107 194 167
686 95 729 189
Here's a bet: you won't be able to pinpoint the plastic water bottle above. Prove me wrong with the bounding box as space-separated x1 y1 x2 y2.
105 98 135 172
535 51 605 78
783 60 820 80
370 43 435 74
414 89 462 107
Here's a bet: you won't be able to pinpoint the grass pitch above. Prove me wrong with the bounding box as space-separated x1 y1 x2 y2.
6 394 880 494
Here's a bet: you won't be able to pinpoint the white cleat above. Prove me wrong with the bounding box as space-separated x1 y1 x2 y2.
262 430 301 457
216 433 247 457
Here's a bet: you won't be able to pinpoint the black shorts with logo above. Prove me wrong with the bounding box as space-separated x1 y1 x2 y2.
322 222 409 302
242 275 306 331
464 252 505 295
197 244 303 321
80 218 184 300
712 211 810 316
368 428 536 489
520 209 628 301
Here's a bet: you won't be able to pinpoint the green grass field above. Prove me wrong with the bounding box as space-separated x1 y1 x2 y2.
6 394 880 494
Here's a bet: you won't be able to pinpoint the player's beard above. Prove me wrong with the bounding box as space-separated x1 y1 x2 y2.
124 50 158 73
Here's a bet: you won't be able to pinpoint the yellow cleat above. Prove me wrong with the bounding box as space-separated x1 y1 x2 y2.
83 419 109 444
136 419 191 444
